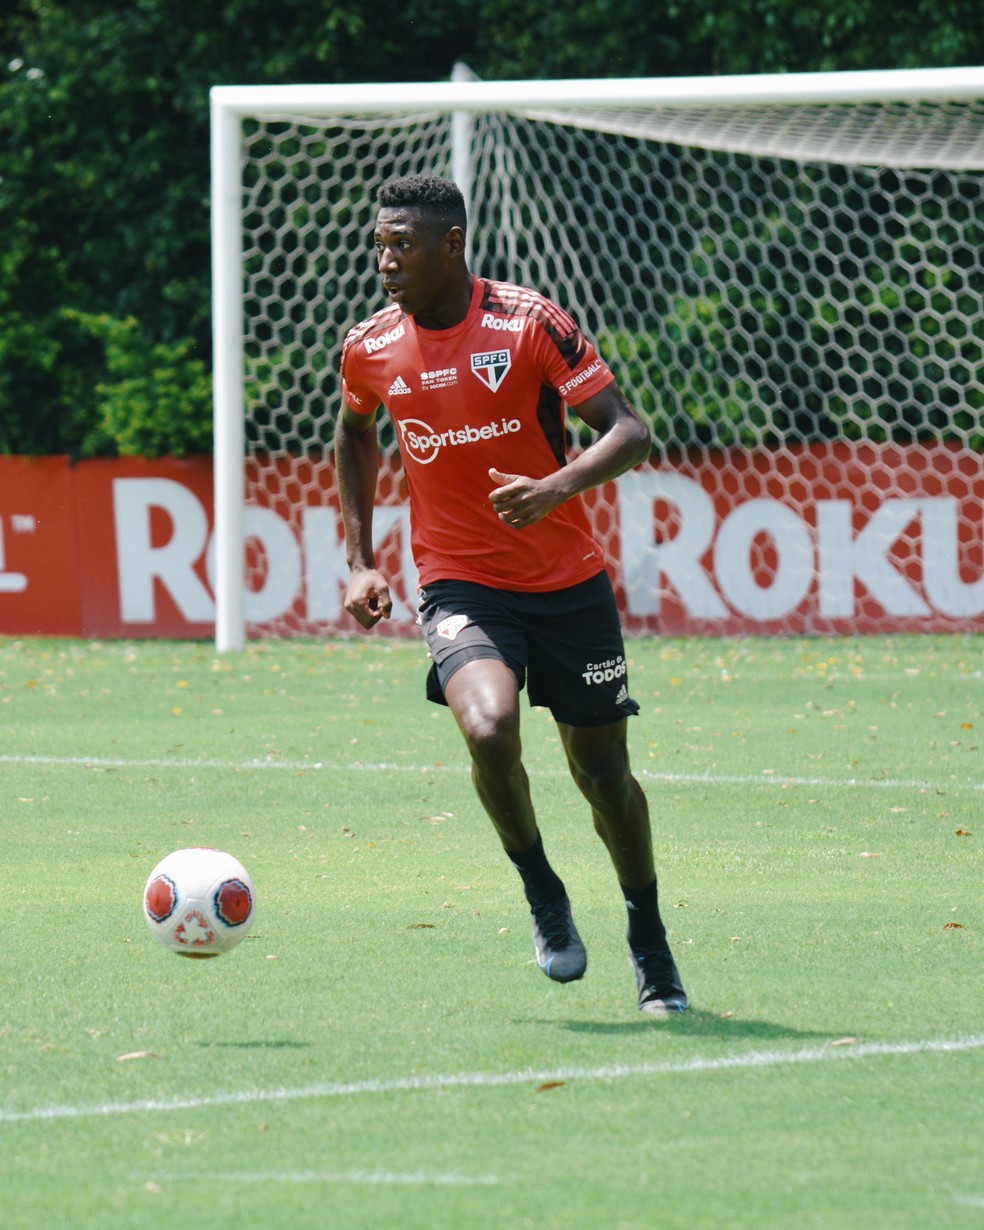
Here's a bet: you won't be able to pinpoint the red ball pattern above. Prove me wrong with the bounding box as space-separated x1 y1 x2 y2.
215 878 253 926
145 875 177 922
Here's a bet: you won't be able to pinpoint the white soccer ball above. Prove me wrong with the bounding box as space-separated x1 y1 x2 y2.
143 847 256 958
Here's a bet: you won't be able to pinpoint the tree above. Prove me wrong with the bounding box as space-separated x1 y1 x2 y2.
0 1 371 454
677 0 984 75
2 0 981 455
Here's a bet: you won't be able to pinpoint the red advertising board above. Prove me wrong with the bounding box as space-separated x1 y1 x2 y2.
0 456 216 639
1 447 982 640
616 441 984 637
0 456 83 636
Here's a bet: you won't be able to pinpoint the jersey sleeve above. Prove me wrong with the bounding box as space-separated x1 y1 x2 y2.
340 332 381 415
529 303 616 406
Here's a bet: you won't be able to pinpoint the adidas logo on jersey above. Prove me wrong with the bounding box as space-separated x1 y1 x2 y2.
388 375 412 396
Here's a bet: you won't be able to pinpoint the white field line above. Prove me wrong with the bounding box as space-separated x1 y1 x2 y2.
2 1035 982 1126
1 752 981 793
148 1169 501 1187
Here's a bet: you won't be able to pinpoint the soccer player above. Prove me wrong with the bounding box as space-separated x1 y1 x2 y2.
335 175 687 1015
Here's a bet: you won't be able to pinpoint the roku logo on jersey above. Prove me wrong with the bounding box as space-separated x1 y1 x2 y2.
481 313 522 333
365 322 406 353
398 416 521 465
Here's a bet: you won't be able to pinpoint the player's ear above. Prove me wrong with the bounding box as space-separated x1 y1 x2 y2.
446 225 466 257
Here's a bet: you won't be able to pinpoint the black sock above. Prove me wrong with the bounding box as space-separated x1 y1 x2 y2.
507 833 566 905
622 877 668 952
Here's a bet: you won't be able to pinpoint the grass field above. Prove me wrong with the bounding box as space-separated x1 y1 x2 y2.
1 633 981 1230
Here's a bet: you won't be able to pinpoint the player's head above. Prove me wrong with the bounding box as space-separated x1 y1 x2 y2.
374 176 470 323
376 176 467 236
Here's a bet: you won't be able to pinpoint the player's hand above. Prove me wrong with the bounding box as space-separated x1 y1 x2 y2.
344 567 393 629
488 467 560 528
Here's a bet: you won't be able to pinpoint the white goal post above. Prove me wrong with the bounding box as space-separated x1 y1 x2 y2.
210 65 984 651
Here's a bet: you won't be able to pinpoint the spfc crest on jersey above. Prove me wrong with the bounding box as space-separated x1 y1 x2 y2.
470 349 512 393
436 613 470 641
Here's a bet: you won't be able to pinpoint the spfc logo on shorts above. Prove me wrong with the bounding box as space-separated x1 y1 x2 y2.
436 614 470 641
470 349 512 393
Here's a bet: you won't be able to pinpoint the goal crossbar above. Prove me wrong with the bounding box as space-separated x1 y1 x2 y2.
211 66 984 118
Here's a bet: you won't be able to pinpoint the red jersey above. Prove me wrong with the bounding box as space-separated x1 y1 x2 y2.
340 277 616 592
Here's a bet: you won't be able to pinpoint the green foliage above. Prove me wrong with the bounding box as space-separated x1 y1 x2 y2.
1 1 982 457
0 301 212 458
62 312 213 458
0 217 109 456
683 0 984 74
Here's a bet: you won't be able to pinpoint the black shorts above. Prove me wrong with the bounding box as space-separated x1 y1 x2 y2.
418 572 640 728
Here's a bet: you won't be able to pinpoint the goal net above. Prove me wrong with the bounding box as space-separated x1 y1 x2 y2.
210 68 984 648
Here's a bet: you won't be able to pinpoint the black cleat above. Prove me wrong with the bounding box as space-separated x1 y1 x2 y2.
630 946 689 1016
530 896 587 983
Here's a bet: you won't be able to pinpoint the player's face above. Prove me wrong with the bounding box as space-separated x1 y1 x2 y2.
374 207 458 324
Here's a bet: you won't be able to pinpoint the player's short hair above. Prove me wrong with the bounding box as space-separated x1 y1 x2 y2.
376 175 467 235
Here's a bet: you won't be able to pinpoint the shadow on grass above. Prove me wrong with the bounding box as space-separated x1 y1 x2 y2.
519 1010 836 1041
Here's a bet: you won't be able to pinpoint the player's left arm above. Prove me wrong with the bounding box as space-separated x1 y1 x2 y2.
488 382 650 529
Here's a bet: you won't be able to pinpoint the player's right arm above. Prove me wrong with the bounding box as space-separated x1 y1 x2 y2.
335 403 393 629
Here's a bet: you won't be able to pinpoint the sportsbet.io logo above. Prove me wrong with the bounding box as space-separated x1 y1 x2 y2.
397 416 521 466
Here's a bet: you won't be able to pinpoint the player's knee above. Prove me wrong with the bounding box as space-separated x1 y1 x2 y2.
460 708 521 771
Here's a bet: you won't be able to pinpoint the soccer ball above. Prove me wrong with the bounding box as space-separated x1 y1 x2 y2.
143 847 255 958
